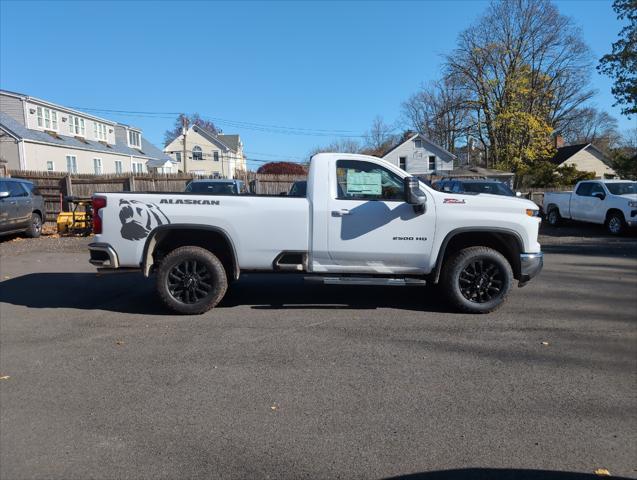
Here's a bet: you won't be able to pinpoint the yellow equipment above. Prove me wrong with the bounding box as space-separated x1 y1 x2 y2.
57 196 93 236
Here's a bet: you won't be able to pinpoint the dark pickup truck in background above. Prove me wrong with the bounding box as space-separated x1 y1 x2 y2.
0 178 45 238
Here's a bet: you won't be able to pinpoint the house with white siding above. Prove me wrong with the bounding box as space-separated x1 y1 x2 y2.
0 89 175 174
164 124 247 178
382 133 455 175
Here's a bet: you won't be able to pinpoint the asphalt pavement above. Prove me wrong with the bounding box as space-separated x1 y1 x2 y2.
0 228 636 480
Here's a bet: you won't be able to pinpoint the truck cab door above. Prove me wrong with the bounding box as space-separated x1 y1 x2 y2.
323 159 435 274
571 182 594 221
588 183 608 223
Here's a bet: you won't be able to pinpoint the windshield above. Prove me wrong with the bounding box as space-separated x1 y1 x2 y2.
605 182 637 195
186 182 237 195
461 182 515 196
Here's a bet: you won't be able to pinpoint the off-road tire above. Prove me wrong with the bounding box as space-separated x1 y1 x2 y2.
156 246 228 315
606 211 626 236
546 206 561 226
25 212 42 238
440 246 513 314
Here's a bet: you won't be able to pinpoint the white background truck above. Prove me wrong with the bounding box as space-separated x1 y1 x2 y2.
544 180 637 235
89 153 543 314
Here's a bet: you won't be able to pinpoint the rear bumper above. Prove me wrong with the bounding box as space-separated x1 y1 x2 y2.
88 242 119 268
519 252 543 287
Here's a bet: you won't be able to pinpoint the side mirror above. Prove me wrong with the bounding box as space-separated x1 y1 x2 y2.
404 177 427 212
0 191 9 199
515 191 522 197
593 192 606 200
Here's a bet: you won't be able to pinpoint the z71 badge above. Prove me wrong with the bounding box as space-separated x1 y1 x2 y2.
443 198 466 204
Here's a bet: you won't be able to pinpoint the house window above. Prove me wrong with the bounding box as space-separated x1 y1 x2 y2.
94 122 107 141
46 161 54 171
213 151 219 162
399 156 407 170
114 160 123 174
192 146 203 160
93 158 102 174
414 139 422 149
428 155 436 171
69 115 85 136
132 162 144 174
128 130 141 148
66 155 77 173
36 107 58 130
175 152 181 162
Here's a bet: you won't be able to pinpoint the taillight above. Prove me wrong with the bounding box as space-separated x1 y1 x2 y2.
92 196 107 234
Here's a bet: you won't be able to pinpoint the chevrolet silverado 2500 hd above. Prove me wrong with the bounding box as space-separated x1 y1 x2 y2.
544 180 637 235
89 153 543 314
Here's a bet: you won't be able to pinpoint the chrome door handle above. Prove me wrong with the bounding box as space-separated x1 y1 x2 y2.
331 209 352 217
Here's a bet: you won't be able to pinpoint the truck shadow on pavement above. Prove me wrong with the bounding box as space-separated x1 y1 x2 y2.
382 469 631 480
0 272 450 314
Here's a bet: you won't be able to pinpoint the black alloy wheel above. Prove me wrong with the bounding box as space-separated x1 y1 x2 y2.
458 258 504 303
167 259 213 304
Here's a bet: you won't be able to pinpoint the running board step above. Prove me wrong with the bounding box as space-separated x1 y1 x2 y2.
305 276 426 286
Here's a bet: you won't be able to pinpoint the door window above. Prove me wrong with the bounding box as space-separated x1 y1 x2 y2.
336 160 404 201
7 182 28 197
575 183 593 196
589 183 605 197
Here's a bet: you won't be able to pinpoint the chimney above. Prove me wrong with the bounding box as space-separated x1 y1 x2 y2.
554 134 565 149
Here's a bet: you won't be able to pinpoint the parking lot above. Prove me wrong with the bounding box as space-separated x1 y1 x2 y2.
1 225 636 479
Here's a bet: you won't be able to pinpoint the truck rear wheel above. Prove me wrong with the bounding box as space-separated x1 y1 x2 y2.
440 246 513 314
156 246 228 315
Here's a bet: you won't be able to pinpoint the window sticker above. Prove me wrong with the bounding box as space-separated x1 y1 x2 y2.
346 170 382 195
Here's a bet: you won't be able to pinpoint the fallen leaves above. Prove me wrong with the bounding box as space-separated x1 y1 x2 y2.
115 340 124 346
594 468 611 476
270 402 279 411
0 375 10 380
541 341 549 346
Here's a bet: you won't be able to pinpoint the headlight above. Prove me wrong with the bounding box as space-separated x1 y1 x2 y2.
629 201 637 208
526 209 540 217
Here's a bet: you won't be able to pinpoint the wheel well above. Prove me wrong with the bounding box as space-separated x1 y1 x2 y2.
145 228 238 280
605 208 625 221
32 209 43 220
433 231 522 282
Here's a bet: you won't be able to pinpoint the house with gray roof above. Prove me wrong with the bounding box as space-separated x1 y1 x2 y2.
0 90 176 174
164 124 246 178
382 133 456 175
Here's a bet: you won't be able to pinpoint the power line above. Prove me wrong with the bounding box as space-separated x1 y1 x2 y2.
69 106 364 137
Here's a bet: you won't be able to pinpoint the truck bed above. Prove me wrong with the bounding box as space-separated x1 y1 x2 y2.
94 192 310 269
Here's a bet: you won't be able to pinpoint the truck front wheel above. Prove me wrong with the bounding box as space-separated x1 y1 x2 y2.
156 246 228 315
440 246 513 314
546 206 561 226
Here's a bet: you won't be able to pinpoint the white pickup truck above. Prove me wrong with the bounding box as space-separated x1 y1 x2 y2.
544 180 637 235
89 153 543 315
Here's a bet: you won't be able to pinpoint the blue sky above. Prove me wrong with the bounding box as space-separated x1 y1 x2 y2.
0 0 633 168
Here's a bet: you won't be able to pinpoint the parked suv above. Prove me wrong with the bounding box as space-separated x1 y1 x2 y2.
434 179 518 197
0 178 45 238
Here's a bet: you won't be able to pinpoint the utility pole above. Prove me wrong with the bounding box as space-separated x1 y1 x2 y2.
181 114 189 174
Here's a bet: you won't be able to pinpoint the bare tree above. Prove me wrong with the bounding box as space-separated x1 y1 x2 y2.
164 113 220 147
307 138 362 159
361 116 397 157
402 76 469 153
445 0 595 167
560 107 620 151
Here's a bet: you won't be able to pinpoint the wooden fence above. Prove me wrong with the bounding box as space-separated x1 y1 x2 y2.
7 170 309 221
235 171 307 195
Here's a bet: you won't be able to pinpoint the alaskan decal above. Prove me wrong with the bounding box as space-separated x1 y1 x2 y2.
159 198 220 205
443 198 466 204
119 199 170 241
